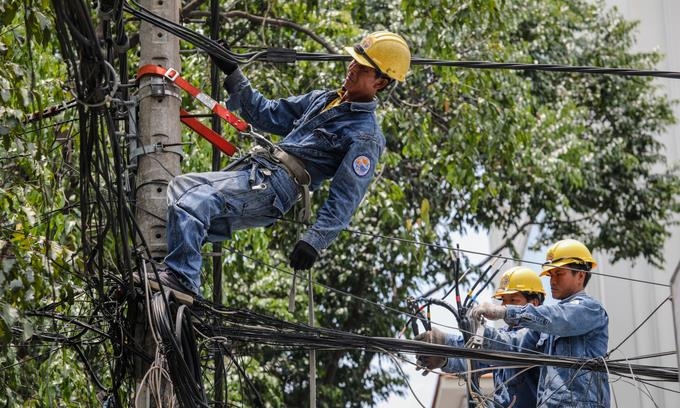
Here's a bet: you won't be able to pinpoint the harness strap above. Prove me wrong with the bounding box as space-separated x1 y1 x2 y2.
251 146 311 222
136 64 247 156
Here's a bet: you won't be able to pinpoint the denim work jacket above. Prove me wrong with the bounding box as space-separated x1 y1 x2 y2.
441 327 541 408
484 291 610 408
224 70 385 253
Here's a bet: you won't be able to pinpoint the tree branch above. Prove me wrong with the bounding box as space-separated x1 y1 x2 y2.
187 10 338 53
180 0 207 18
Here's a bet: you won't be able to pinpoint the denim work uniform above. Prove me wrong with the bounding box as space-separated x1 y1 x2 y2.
483 291 610 408
164 69 385 294
441 328 542 408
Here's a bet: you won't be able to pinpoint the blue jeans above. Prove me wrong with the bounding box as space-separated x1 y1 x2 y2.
164 159 298 294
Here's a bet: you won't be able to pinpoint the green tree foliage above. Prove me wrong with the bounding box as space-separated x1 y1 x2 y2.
0 0 678 406
0 1 99 406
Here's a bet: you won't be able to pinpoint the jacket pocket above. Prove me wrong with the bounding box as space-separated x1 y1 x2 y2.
313 128 343 149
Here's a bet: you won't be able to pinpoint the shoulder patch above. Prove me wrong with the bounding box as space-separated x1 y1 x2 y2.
353 155 371 177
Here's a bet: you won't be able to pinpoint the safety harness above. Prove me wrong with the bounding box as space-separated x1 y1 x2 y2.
136 64 312 221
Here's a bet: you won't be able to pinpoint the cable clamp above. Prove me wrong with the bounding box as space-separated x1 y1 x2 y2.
130 142 184 161
265 48 297 64
471 318 485 347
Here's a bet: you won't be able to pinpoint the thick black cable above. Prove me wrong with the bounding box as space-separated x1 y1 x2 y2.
151 293 209 407
197 306 678 382
123 0 680 81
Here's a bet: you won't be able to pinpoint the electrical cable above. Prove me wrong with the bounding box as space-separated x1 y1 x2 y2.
31 2 680 407
196 305 678 382
608 296 671 357
123 0 680 81
272 216 672 288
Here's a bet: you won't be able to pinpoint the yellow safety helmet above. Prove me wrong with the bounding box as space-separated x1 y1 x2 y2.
493 266 545 299
541 239 597 276
344 31 411 82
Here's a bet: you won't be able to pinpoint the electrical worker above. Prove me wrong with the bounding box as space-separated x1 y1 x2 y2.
414 266 546 408
470 239 610 407
147 32 411 297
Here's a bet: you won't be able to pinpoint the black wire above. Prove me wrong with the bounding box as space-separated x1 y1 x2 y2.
198 306 678 382
151 293 209 407
464 259 507 308
272 216 672 288
122 0 680 81
222 346 265 407
608 296 671 357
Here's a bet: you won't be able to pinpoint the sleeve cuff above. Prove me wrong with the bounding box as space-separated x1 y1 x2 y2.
300 230 327 254
504 305 521 325
222 68 248 95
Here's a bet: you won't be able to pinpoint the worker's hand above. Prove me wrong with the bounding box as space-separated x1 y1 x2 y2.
415 355 446 375
289 240 318 270
210 53 238 75
414 327 448 375
209 40 238 75
414 327 447 345
470 302 506 321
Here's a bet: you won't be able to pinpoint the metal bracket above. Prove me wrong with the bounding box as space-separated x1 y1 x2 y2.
136 77 181 102
130 142 184 162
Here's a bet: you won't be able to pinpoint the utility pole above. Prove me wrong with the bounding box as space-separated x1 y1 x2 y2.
135 0 182 259
133 0 181 406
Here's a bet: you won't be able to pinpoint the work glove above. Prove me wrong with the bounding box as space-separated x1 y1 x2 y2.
470 302 507 321
289 240 319 270
210 40 238 75
414 327 448 375
414 326 447 345
210 53 238 76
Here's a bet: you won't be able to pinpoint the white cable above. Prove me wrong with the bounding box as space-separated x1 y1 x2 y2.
600 355 617 408
141 260 161 345
609 349 661 408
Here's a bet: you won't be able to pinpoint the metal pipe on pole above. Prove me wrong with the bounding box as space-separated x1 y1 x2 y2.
209 0 226 406
309 269 317 408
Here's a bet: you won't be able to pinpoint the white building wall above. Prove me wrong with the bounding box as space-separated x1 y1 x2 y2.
489 1 680 407
593 1 680 407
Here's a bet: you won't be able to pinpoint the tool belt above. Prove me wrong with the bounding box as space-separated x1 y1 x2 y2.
250 145 312 222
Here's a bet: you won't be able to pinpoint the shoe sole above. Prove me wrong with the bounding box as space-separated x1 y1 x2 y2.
133 274 194 306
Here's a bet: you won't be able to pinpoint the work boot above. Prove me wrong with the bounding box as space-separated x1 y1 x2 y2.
133 264 196 305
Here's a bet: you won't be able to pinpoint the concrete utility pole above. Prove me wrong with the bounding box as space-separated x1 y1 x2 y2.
135 0 182 259
133 0 181 406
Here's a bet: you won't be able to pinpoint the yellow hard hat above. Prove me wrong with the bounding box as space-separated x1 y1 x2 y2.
493 266 545 299
541 239 597 276
344 31 411 82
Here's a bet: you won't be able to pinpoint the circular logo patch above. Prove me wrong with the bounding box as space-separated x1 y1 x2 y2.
353 155 371 177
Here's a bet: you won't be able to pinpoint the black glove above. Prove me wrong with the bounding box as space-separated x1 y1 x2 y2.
289 240 319 270
209 40 238 75
211 53 238 76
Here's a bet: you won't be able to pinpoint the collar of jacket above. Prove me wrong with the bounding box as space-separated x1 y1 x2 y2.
558 289 587 303
325 89 378 112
